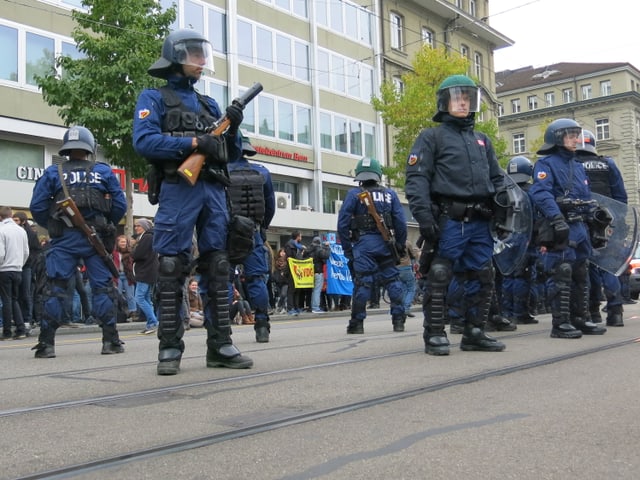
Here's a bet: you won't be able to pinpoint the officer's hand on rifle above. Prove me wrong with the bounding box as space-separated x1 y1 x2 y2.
550 214 570 247
196 134 226 164
225 104 244 135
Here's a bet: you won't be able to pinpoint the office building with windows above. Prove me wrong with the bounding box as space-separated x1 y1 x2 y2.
1 0 513 245
496 62 640 205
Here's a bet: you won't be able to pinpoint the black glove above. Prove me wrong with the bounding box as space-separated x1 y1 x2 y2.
419 223 439 246
225 104 244 135
550 214 570 247
197 134 226 163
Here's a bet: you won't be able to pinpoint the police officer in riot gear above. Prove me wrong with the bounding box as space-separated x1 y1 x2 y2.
337 157 407 334
406 74 506 356
576 130 627 326
227 132 275 343
133 29 252 375
500 156 539 326
30 126 127 357
530 119 607 338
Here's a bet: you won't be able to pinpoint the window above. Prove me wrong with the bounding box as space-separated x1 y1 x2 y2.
497 103 504 117
275 34 291 76
455 0 462 8
25 32 55 86
320 113 332 149
208 10 227 54
256 27 273 70
0 139 44 181
392 75 404 94
316 50 329 88
237 20 253 63
390 12 403 50
581 84 592 100
511 98 521 114
317 48 372 102
421 27 434 47
527 95 538 110
545 91 555 106
330 0 343 32
562 88 574 103
278 101 294 141
296 106 311 145
259 0 308 18
474 52 483 81
595 118 610 140
335 116 348 153
350 120 362 156
294 42 309 82
348 62 360 98
600 80 612 96
460 44 469 60
330 55 346 94
469 0 476 16
184 0 204 34
258 96 275 137
512 133 526 154
0 25 18 82
364 124 376 157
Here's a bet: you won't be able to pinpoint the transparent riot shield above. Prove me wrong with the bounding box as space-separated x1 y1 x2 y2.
492 175 533 276
589 193 639 276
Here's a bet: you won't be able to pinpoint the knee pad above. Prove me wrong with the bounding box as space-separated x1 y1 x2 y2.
427 258 452 289
159 255 190 280
572 260 588 284
554 262 572 285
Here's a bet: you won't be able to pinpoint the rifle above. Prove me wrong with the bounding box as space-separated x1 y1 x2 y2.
177 82 263 186
55 196 119 279
357 190 401 264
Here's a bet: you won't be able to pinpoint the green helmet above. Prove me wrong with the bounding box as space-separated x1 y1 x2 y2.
354 157 382 182
434 74 481 121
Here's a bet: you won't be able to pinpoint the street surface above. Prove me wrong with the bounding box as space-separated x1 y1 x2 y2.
1 305 639 480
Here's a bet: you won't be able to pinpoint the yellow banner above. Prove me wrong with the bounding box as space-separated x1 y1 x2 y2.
288 257 315 289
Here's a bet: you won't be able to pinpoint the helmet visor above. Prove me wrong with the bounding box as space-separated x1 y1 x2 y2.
174 39 215 76
578 129 597 153
440 86 481 115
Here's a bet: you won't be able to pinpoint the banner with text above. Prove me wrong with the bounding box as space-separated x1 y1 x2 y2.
288 257 315 289
326 243 353 295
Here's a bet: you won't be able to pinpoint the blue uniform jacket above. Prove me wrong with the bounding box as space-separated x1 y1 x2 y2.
227 157 276 229
529 148 592 219
337 185 407 255
132 75 241 163
30 161 126 228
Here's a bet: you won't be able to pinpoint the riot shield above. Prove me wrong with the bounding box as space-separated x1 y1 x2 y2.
588 193 639 276
492 175 533 276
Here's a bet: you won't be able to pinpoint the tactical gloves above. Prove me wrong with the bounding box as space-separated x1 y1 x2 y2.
197 134 227 164
550 214 570 247
225 104 244 135
419 223 440 246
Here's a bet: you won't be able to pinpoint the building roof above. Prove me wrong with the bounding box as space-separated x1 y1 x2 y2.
496 62 630 93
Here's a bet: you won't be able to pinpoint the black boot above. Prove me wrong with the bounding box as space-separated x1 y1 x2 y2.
606 305 624 327
255 324 270 343
572 317 607 335
347 319 364 334
460 323 506 352
424 326 450 356
485 314 517 332
32 342 55 358
392 314 406 332
33 324 56 358
449 316 464 334
157 348 182 375
101 323 125 354
206 344 253 369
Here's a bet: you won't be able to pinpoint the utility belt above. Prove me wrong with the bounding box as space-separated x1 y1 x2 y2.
437 197 493 222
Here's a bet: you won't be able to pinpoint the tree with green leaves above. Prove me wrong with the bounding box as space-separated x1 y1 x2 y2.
35 0 175 234
371 46 508 186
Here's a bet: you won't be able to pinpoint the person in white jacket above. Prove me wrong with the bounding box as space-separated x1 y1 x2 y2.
0 206 29 340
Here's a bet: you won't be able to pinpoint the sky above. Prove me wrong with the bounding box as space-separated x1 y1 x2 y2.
488 0 640 73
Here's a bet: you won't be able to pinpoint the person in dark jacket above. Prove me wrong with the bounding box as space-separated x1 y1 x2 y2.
132 218 159 335
307 236 330 313
12 212 41 331
405 74 505 356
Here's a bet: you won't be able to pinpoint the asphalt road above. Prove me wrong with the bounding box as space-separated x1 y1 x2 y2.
1 305 639 480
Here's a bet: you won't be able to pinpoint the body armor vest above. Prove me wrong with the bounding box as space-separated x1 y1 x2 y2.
228 166 266 224
53 160 112 214
159 86 217 138
582 157 612 197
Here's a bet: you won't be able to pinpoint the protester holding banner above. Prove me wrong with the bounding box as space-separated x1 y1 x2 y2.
284 231 306 315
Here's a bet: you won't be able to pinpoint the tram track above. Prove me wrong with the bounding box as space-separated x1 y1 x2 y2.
10 333 638 480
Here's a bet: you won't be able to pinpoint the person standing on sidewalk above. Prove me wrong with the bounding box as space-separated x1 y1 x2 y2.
12 212 40 333
307 236 330 313
0 206 29 340
132 218 159 335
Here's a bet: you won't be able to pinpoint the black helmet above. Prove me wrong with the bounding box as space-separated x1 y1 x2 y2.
148 29 214 79
537 118 582 154
240 130 256 157
577 129 597 155
433 74 481 122
506 156 533 184
59 126 96 156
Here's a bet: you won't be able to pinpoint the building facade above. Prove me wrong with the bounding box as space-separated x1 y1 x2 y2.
496 62 640 205
0 0 512 246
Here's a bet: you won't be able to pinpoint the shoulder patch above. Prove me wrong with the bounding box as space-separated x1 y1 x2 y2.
536 171 547 180
138 109 150 120
407 154 418 166
477 138 486 147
